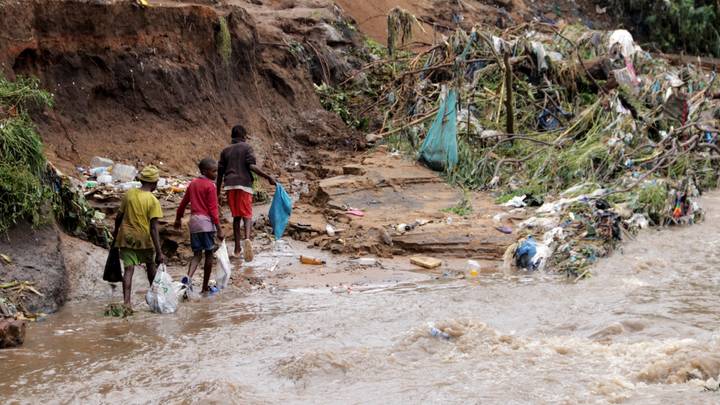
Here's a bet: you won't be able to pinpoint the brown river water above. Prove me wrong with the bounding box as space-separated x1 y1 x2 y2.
3 193 720 404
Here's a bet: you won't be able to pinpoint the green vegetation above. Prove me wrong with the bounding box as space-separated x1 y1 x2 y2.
0 75 53 233
442 191 473 217
609 0 720 57
216 16 232 65
0 74 107 246
0 164 50 232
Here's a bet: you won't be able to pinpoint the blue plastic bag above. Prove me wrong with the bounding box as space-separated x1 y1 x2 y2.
269 183 292 240
419 89 459 172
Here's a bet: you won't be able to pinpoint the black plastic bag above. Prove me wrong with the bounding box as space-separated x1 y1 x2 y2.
103 246 123 283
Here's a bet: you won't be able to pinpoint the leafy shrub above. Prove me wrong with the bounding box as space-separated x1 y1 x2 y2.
609 0 720 57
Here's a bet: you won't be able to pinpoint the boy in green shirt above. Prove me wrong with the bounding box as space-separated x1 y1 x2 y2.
113 165 165 309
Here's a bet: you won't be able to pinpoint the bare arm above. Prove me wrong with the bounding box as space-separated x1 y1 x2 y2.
150 218 164 264
113 212 124 241
250 164 276 185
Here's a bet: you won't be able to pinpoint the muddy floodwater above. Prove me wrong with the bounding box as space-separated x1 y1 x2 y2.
3 194 720 404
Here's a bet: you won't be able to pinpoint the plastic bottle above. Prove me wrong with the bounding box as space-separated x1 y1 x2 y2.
300 255 325 265
430 327 450 340
90 156 114 168
97 174 113 184
465 260 481 278
112 163 138 182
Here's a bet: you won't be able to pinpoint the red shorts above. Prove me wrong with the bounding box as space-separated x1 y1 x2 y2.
227 189 253 218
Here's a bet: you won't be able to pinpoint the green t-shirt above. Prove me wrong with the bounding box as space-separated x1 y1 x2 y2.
116 188 163 250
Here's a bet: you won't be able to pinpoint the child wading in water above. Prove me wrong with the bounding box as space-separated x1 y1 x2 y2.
174 158 224 293
113 165 165 309
217 124 276 261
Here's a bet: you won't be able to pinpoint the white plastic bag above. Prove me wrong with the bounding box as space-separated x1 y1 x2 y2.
145 264 178 314
214 240 232 289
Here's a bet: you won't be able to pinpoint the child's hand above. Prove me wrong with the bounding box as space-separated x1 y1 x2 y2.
173 219 181 229
268 177 277 186
217 228 225 241
155 252 165 265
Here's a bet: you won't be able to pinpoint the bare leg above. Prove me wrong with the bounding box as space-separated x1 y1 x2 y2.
233 217 242 256
122 265 135 308
242 217 253 262
243 217 252 240
202 251 213 292
188 251 202 279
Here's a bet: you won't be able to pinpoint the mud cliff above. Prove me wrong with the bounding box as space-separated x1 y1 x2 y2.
0 0 362 173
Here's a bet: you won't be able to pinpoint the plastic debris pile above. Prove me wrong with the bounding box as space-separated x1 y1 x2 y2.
322 21 720 277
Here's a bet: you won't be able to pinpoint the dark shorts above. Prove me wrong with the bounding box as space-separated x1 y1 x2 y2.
191 232 216 252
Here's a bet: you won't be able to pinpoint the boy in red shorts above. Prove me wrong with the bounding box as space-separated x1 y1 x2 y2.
174 158 224 293
217 124 276 261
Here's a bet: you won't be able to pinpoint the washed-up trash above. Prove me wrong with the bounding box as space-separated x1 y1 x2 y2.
269 183 293 240
90 156 114 168
300 255 325 265
145 264 178 314
465 260 480 278
119 181 141 191
350 257 378 266
514 236 538 271
410 256 442 269
495 225 513 234
345 209 365 217
85 181 97 188
112 163 138 182
214 240 232 289
325 224 336 236
503 195 527 208
419 88 459 171
97 174 113 184
89 166 108 176
429 326 450 340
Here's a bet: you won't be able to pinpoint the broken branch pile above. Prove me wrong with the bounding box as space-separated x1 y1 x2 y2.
320 21 720 277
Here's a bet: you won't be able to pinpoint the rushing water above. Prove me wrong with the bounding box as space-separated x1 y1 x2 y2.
3 194 720 404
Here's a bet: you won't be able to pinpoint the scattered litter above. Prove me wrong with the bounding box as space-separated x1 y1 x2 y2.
495 225 513 234
502 195 526 208
300 255 325 265
429 326 450 340
350 257 378 266
345 209 365 217
465 260 480 278
111 163 137 183
325 224 336 236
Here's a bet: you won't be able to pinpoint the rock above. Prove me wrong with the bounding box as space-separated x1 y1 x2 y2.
410 256 442 269
342 164 366 176
0 318 26 348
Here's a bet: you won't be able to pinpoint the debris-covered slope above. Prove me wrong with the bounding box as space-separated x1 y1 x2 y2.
316 18 720 276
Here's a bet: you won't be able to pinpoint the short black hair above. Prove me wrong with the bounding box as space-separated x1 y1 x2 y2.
231 124 247 140
198 157 217 172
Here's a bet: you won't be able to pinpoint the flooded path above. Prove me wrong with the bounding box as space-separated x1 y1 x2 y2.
3 194 720 404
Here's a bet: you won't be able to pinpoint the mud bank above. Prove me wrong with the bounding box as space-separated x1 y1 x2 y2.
0 0 363 173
